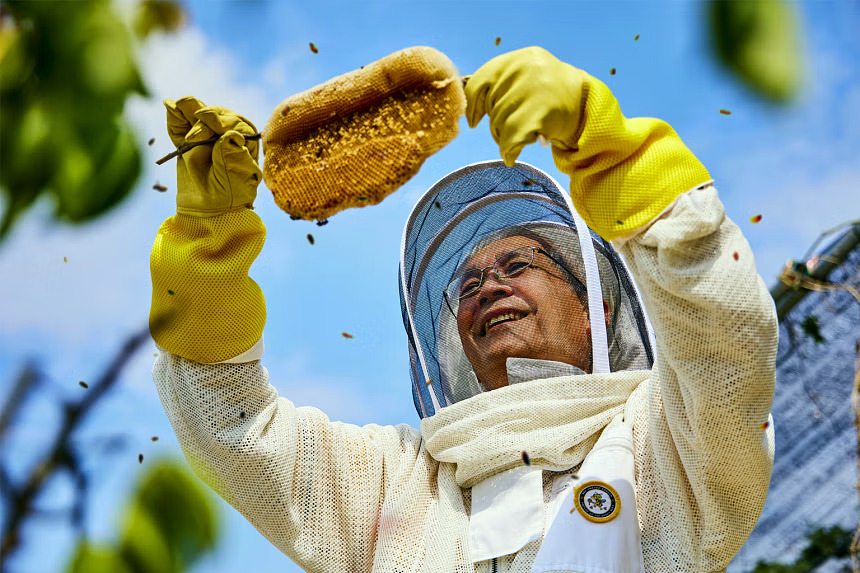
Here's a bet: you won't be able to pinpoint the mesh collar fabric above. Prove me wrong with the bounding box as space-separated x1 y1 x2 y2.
399 160 654 418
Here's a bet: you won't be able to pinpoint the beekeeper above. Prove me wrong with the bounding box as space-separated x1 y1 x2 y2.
150 47 777 573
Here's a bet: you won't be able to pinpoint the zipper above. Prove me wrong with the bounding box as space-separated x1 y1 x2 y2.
491 557 497 573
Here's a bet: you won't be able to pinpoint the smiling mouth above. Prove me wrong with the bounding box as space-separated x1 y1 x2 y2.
482 312 527 336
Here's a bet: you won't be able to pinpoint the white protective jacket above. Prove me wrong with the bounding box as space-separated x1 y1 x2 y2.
151 182 778 572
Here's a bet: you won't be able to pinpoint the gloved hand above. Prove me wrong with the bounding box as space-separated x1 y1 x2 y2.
165 96 262 217
465 46 587 167
465 47 711 241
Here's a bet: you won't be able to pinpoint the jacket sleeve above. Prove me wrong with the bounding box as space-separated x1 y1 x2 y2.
150 209 436 572
555 78 778 570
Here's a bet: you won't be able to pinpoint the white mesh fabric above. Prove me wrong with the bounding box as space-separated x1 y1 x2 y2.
153 183 776 572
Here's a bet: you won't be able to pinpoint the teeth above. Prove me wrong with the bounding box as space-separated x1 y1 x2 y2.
485 312 525 333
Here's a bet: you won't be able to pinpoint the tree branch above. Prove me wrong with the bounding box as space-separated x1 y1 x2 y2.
0 313 173 565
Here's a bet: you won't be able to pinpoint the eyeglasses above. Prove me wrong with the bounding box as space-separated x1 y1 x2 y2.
444 246 584 313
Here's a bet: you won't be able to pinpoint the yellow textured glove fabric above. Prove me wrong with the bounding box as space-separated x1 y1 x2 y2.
165 96 262 217
150 209 266 363
465 47 586 166
551 76 712 240
466 47 711 241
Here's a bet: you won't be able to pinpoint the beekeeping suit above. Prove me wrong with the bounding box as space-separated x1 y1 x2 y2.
150 47 777 572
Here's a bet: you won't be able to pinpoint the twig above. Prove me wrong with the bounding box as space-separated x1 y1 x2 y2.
0 362 39 442
0 313 172 565
155 133 262 166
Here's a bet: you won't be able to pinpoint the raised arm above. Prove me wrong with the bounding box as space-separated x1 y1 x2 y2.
149 98 433 572
466 47 778 570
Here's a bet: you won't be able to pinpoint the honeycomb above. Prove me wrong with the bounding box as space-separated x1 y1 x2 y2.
261 46 466 221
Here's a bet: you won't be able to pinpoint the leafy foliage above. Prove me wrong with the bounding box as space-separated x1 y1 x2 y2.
133 0 186 39
708 0 804 103
66 459 219 573
0 0 146 240
748 525 853 573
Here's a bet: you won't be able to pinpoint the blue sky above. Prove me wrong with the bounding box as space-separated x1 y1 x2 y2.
1 1 858 572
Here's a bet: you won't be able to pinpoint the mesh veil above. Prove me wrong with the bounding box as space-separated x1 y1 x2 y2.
399 161 655 418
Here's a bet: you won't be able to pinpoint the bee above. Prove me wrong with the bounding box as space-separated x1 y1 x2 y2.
733 252 739 261
342 332 354 339
616 220 624 226
151 436 159 442
167 289 175 295
307 233 315 245
239 411 246 419
434 201 442 210
153 182 168 192
148 138 156 146
358 196 368 202
495 37 501 47
281 105 290 117
719 109 732 116
521 451 531 466
634 34 640 41
609 67 617 76
759 421 770 430
79 381 89 389
309 42 319 54
138 453 144 464
750 214 762 224
316 219 328 227
63 256 68 263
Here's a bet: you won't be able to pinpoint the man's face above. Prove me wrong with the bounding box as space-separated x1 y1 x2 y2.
455 236 591 391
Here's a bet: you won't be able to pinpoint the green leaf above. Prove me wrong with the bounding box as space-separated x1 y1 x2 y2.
125 459 219 570
66 542 134 573
133 0 186 39
119 505 177 573
708 0 804 103
51 120 141 223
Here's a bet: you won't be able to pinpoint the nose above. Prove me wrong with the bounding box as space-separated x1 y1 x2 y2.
477 271 514 305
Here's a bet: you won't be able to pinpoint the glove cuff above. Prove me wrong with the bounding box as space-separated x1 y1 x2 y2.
150 209 266 363
552 75 711 241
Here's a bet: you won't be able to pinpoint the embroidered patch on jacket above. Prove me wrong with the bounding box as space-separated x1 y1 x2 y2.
573 481 621 523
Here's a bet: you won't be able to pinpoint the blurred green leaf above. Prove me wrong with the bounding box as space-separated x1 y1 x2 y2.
120 506 177 573
708 0 805 103
51 120 142 223
127 460 218 570
67 543 133 573
65 458 219 573
133 0 186 39
0 0 147 242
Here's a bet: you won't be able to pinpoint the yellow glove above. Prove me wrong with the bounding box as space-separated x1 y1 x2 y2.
465 46 587 167
466 47 711 240
151 97 267 363
165 96 262 217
